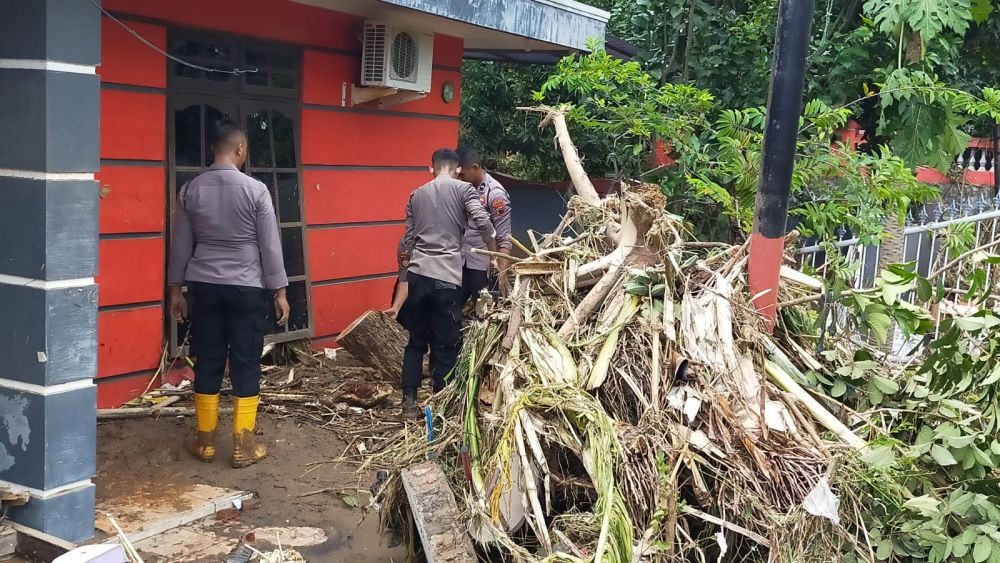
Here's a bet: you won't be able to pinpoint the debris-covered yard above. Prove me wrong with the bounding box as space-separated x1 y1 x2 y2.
88 352 411 562
96 413 400 562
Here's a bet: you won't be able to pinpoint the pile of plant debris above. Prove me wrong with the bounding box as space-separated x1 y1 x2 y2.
361 109 857 562
364 109 1000 562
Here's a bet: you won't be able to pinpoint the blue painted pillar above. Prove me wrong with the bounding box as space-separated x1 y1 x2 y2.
0 0 101 543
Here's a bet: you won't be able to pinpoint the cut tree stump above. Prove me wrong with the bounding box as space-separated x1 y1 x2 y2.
335 310 408 380
401 462 477 563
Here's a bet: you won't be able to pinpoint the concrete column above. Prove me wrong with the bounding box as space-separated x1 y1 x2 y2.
0 0 101 543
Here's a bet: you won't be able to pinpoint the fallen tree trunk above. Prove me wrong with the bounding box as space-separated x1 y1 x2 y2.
519 105 602 207
97 407 232 420
336 310 408 380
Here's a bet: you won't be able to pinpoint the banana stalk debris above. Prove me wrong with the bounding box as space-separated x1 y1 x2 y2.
362 111 875 562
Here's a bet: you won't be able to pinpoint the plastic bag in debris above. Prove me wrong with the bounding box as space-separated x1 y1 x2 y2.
802 477 840 525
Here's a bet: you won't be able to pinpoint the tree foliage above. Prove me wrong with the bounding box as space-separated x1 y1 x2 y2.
460 0 1000 183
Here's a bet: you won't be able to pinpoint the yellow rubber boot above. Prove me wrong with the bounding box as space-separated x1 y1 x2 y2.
184 393 219 462
232 396 267 468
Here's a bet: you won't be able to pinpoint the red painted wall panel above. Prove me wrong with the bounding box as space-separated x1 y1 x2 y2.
98 307 164 378
96 166 165 234
98 19 167 88
389 69 462 117
104 0 358 51
97 238 165 307
301 109 459 167
303 169 425 225
97 372 160 409
308 224 405 282
302 50 356 106
100 90 166 161
312 277 396 337
433 35 464 69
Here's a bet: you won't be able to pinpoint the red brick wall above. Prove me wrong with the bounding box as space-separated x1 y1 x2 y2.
96 0 464 406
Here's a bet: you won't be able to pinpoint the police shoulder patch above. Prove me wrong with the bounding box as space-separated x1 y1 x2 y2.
491 198 508 216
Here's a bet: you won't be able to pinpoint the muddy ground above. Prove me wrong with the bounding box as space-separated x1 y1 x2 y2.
97 412 405 562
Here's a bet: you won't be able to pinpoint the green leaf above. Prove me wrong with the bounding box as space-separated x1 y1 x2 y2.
948 434 978 449
931 444 959 466
982 364 1000 386
974 536 992 563
916 425 936 445
873 375 901 394
861 444 897 468
949 491 976 517
956 316 988 332
917 278 933 302
955 536 972 557
971 0 994 23
336 491 361 509
904 495 942 518
876 539 894 559
881 280 910 305
831 379 848 397
937 423 961 439
867 312 893 343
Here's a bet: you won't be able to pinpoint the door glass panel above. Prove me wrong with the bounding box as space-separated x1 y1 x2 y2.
175 172 198 194
280 227 305 277
272 112 296 168
287 281 309 331
245 49 268 68
174 106 201 167
172 38 234 82
273 53 295 70
246 72 270 87
252 173 278 209
169 33 309 355
247 111 273 168
277 174 301 223
272 73 296 90
203 105 229 167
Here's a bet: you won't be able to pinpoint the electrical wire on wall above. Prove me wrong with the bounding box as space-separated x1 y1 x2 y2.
88 0 259 75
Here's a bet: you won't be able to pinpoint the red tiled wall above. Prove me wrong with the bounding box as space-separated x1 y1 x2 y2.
298 24 463 341
303 169 426 224
95 0 464 405
308 225 405 281
96 11 170 407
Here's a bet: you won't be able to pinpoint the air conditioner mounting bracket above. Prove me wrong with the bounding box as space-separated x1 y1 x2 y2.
350 84 427 109
350 84 398 106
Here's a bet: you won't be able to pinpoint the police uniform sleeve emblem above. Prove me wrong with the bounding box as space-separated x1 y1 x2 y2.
491 198 507 216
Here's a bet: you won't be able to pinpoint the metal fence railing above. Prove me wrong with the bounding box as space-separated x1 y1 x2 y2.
798 195 1000 359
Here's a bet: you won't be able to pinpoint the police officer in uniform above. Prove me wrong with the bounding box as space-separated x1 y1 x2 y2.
168 121 289 468
458 148 513 304
399 148 497 417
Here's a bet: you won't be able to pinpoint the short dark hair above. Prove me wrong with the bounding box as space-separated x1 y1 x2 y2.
431 148 460 170
211 120 246 149
457 147 483 169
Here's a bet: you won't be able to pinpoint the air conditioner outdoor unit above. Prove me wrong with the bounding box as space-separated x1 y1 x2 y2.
361 21 434 93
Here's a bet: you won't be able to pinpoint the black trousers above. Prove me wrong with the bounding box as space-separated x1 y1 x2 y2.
459 267 490 309
401 272 462 393
189 282 268 398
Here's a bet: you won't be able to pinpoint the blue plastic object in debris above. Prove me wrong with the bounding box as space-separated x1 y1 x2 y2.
425 405 435 442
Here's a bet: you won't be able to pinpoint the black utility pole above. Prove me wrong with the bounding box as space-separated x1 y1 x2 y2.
748 0 815 329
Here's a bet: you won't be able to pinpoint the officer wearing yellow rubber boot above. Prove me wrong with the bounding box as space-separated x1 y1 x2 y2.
167 121 290 468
